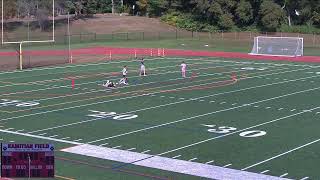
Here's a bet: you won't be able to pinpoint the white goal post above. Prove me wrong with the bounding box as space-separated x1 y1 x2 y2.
1 0 55 70
249 36 303 57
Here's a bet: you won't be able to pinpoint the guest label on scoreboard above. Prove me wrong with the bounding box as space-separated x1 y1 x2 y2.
1 143 54 178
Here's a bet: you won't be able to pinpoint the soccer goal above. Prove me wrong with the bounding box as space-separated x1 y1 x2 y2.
249 36 303 57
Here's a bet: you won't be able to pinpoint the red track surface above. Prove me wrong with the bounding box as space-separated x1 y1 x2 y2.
0 46 319 63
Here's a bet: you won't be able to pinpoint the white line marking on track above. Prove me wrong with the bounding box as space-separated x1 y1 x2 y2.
205 160 214 164
9 141 15 142
220 102 226 104
254 105 259 108
73 139 82 142
210 101 215 103
223 164 232 167
126 148 136 151
278 108 284 110
38 133 47 136
87 87 320 143
291 109 296 111
5 128 14 130
172 155 181 159
61 137 70 140
141 150 151 154
242 137 320 170
188 158 197 161
16 129 24 132
260 170 270 174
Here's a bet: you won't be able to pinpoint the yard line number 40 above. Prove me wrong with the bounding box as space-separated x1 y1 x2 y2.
201 124 267 138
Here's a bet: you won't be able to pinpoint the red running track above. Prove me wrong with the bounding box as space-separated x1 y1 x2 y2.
0 46 318 63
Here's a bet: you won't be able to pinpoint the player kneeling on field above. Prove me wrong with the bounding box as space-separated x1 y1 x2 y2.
119 77 128 85
103 80 116 88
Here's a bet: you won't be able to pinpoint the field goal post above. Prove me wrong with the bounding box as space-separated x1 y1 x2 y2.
1 0 55 70
249 36 303 57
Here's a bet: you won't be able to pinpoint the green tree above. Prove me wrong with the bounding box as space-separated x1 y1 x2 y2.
259 0 285 31
235 0 253 26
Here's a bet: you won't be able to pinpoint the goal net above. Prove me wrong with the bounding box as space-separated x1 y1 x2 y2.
250 36 303 57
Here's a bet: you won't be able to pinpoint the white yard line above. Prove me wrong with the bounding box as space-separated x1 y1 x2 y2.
126 148 136 151
242 138 320 170
280 173 288 178
205 160 214 164
300 177 309 180
223 164 232 168
188 158 197 161
0 129 82 145
172 155 181 159
260 170 270 174
87 86 320 143
141 150 151 154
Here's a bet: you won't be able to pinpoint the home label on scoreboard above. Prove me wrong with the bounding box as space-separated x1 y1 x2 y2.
1 143 54 178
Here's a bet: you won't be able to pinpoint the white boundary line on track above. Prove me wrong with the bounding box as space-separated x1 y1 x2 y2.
241 138 320 170
2 67 320 124
87 86 320 143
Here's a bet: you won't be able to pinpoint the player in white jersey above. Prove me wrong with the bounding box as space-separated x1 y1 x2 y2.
180 61 187 78
139 58 146 76
122 65 128 78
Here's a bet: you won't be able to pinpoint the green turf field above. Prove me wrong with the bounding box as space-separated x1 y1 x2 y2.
0 56 320 180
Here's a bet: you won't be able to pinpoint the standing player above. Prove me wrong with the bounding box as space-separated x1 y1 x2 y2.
120 65 128 85
139 58 146 76
180 61 187 78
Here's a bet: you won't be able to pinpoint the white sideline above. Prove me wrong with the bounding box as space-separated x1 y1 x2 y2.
61 144 290 180
0 129 81 145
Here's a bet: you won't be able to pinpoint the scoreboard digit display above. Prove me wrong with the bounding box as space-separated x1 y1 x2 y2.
1 143 54 178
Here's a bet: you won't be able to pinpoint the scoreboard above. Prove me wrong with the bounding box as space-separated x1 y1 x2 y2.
1 143 54 178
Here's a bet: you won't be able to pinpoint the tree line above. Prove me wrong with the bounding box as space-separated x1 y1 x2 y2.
2 0 320 33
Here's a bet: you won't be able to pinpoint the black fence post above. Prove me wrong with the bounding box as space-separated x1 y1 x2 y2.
80 33 82 43
142 32 144 40
126 32 129 40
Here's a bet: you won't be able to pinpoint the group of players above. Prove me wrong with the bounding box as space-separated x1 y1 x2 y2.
103 58 187 88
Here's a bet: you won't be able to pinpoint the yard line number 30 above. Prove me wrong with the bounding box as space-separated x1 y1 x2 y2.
201 124 267 138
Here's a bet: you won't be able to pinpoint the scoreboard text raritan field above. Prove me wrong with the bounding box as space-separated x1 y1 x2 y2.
1 143 54 178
